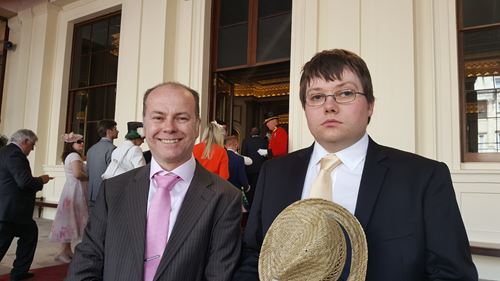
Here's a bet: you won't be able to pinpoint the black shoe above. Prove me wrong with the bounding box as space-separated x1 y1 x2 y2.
10 271 34 281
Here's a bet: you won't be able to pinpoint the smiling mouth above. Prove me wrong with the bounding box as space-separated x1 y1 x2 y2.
159 138 180 144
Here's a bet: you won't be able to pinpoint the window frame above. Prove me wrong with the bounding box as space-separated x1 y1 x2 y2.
457 0 500 162
65 11 121 152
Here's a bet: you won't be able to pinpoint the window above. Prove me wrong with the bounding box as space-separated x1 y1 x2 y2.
214 0 291 70
457 0 500 161
66 12 121 151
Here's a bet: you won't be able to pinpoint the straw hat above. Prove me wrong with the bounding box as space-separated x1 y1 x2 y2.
259 199 368 281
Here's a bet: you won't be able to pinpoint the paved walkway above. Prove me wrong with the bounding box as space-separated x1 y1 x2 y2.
0 218 69 275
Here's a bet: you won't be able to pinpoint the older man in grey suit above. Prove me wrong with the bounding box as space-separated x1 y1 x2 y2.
66 82 242 281
86 119 118 208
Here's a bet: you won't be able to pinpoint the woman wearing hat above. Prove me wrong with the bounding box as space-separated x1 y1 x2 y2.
101 122 146 179
49 132 89 263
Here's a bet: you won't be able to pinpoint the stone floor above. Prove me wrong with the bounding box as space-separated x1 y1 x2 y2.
0 218 71 275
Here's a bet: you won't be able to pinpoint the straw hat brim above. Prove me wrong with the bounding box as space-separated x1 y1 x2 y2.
258 199 368 281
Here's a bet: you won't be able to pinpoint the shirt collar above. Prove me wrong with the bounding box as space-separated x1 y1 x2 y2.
311 133 369 170
149 155 196 184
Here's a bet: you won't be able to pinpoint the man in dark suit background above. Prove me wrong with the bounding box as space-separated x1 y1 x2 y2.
225 135 250 192
240 127 267 206
0 129 52 281
67 82 242 281
232 49 478 280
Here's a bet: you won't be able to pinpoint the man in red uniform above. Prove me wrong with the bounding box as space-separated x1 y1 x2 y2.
263 112 288 158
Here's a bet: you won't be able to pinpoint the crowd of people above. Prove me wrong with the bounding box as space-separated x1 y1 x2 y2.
0 48 478 281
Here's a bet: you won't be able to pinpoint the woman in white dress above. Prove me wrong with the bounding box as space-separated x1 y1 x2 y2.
49 132 88 263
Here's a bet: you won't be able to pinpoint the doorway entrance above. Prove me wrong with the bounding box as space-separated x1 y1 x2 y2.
210 0 292 141
212 62 289 141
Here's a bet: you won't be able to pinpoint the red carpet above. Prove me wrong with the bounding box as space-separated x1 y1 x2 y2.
0 264 68 281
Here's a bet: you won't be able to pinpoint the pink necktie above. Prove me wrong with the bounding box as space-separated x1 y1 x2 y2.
144 173 181 281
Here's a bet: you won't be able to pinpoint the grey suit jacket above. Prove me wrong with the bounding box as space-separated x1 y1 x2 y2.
86 138 115 203
0 143 44 223
66 162 242 281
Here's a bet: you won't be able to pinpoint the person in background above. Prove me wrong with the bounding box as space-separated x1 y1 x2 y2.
240 127 268 206
225 135 250 192
86 119 118 208
49 132 88 263
0 129 52 281
233 49 477 281
101 121 146 179
193 121 229 180
67 81 241 280
0 134 8 148
262 112 288 158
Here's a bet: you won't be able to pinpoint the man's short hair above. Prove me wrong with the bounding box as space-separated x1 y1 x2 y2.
299 49 375 108
143 82 200 118
10 129 38 145
97 119 117 138
225 135 238 146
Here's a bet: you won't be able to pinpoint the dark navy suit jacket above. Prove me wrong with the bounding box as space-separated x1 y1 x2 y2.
233 138 478 281
227 149 249 189
0 143 44 223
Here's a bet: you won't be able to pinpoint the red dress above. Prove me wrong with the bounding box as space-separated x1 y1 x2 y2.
193 142 229 179
269 127 288 158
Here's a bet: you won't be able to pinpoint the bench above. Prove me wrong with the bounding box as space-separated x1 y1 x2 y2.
34 196 58 218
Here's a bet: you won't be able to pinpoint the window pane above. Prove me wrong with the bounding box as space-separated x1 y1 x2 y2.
259 0 292 18
463 28 500 59
220 0 248 26
256 13 291 62
90 51 107 85
462 0 500 27
218 23 248 68
91 21 109 52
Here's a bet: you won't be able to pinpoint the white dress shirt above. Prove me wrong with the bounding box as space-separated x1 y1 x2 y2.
301 133 369 214
147 155 195 240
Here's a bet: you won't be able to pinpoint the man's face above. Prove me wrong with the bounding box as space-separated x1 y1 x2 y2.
304 70 374 153
20 139 35 156
108 126 119 140
143 85 200 170
265 119 278 131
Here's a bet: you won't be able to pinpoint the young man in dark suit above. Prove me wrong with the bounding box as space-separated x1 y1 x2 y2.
233 49 478 280
67 82 241 281
0 129 52 281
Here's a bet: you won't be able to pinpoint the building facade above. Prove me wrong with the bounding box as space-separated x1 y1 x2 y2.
0 0 499 278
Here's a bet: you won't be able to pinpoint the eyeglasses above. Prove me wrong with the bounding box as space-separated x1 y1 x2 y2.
305 89 367 106
76 140 84 144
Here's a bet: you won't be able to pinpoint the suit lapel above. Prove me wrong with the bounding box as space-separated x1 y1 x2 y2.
154 162 214 277
127 165 150 268
354 138 388 229
283 145 313 205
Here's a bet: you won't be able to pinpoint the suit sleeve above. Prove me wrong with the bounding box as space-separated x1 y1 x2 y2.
204 181 242 281
424 162 478 281
66 181 108 281
7 150 43 191
237 157 249 187
232 161 268 281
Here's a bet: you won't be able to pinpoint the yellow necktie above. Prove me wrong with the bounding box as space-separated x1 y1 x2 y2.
309 154 342 200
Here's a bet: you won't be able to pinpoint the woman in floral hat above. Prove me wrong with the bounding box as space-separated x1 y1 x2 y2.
49 132 88 263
